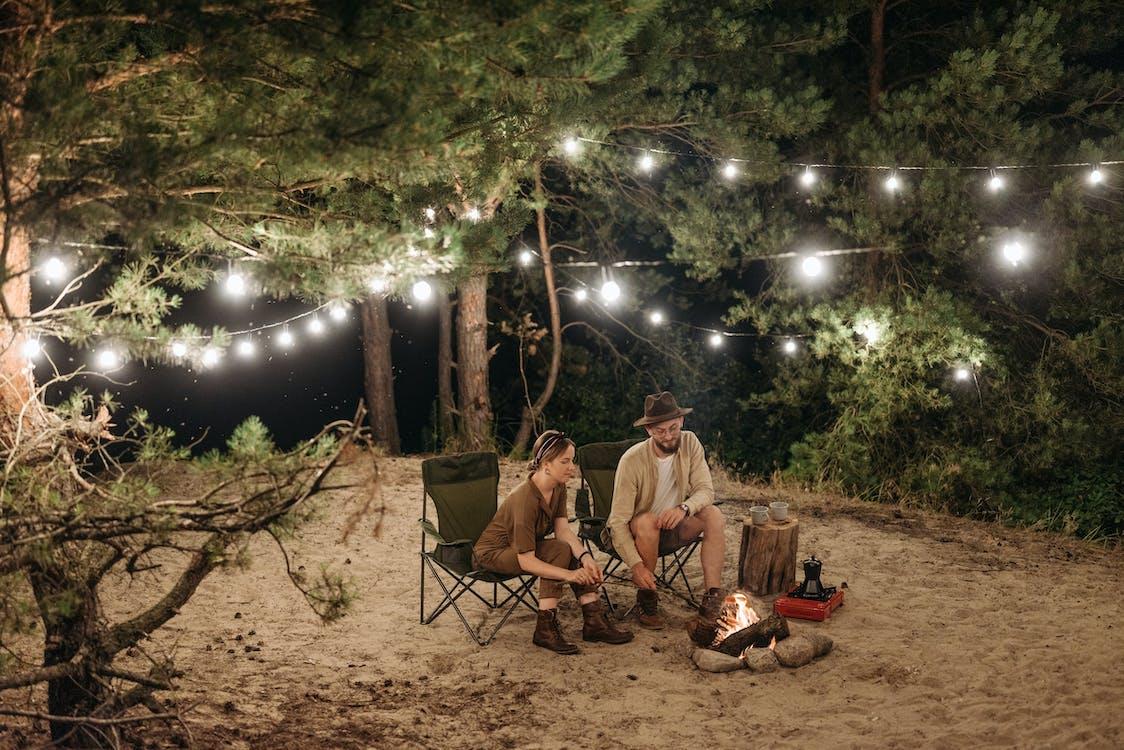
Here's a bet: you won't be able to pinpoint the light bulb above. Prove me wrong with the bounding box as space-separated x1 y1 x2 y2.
308 316 325 334
201 347 221 368
412 280 433 302
799 168 817 187
369 277 388 294
42 257 67 283
649 311 664 325
225 273 246 296
638 153 655 172
988 174 1005 192
884 173 902 192
170 341 187 358
1002 240 1027 266
329 303 348 322
600 280 621 303
278 329 294 348
782 339 798 355
573 288 588 302
708 333 724 348
96 349 120 370
722 162 738 180
800 256 824 278
1088 167 1105 185
518 249 534 266
236 339 255 357
562 137 581 155
22 338 42 360
954 367 971 382
858 321 882 344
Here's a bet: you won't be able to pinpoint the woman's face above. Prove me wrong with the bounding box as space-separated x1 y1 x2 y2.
544 444 577 484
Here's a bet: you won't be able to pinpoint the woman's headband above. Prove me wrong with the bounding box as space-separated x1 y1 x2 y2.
532 431 567 466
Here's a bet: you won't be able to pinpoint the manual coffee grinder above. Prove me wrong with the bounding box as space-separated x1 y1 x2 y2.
773 554 845 621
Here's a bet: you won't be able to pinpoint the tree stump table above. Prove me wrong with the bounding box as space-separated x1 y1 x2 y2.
737 516 799 596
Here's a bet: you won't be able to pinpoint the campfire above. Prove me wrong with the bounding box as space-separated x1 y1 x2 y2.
692 590 834 674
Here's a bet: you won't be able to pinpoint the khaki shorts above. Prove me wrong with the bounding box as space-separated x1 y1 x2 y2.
599 514 705 557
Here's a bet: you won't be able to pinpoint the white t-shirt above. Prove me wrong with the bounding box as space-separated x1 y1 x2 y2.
651 454 680 515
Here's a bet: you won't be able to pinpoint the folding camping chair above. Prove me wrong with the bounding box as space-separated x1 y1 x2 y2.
419 451 538 646
573 440 711 614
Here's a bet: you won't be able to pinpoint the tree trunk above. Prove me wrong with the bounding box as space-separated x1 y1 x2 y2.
359 294 400 455
455 272 493 450
511 164 564 456
436 289 456 445
868 0 887 113
0 218 34 434
737 516 799 596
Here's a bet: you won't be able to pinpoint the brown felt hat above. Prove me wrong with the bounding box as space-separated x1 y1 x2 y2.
633 391 693 427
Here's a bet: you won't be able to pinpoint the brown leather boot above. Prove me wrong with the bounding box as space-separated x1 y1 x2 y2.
581 601 634 644
635 588 665 629
687 587 727 646
532 608 580 655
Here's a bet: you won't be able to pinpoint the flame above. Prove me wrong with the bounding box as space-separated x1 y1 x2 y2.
711 591 778 654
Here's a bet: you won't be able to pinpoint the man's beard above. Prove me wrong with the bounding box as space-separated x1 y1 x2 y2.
654 436 681 455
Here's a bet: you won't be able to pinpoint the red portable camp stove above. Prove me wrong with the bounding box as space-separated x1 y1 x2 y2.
773 555 844 622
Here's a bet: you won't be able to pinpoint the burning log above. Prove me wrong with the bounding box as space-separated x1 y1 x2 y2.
713 613 790 658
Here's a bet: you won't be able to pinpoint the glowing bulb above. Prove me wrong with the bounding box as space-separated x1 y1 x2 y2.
424 206 436 221
600 280 621 304
412 280 433 302
988 174 1005 192
782 339 798 355
329 303 348 322
518 249 534 266
722 162 739 180
708 333 724 348
22 338 42 360
96 349 120 370
562 137 581 155
225 273 246 296
884 173 902 192
799 168 817 187
649 311 664 325
573 288 588 302
800 256 824 278
858 321 882 344
954 367 971 382
236 339 255 357
278 329 294 348
638 153 655 172
201 347 221 368
1088 167 1104 185
170 341 187 358
1002 240 1027 266
369 277 388 294
465 206 481 222
42 257 67 283
308 316 325 335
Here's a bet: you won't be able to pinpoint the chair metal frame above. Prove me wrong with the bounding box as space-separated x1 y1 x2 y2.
419 452 539 646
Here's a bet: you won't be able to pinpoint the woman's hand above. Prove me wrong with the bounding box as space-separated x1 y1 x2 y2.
567 567 597 586
580 554 604 585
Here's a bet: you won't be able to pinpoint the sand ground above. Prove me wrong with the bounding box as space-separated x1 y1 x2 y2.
3 452 1123 749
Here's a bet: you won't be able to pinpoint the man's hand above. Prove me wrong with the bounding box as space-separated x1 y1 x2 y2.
568 568 597 586
631 564 656 590
580 555 604 585
656 505 687 530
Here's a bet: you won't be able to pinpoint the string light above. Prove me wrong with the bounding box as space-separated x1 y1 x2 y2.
954 367 971 381
600 280 621 304
782 339 798 355
649 310 665 325
799 167 817 188
518 249 534 266
412 280 433 302
329 303 348 322
22 338 42 360
96 349 121 370
201 346 221 368
800 256 824 278
41 257 67 284
708 332 724 348
170 341 188 358
884 172 902 193
277 328 294 348
236 339 255 358
638 152 655 173
721 162 739 180
1001 240 1027 266
856 320 882 345
369 277 388 294
308 315 325 335
562 137 581 156
1088 166 1105 185
573 288 588 302
224 272 247 296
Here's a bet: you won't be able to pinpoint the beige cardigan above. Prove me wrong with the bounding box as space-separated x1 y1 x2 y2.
606 431 715 569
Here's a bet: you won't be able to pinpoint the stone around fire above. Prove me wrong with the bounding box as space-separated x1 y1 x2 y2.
692 648 745 673
805 631 833 658
773 635 815 668
743 648 780 673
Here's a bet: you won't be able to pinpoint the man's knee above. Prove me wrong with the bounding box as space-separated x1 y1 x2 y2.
538 539 572 567
697 504 723 530
630 512 658 541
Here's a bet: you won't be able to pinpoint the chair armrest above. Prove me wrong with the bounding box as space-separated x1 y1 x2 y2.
574 487 592 519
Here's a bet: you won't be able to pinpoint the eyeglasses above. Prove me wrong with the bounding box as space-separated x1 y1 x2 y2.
649 423 681 438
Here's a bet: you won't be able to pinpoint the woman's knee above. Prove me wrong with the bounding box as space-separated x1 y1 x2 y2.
538 539 572 567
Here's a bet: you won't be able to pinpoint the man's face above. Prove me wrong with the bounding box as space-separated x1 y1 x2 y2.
645 417 683 455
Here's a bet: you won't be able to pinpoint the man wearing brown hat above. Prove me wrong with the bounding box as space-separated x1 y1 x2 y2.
604 391 727 645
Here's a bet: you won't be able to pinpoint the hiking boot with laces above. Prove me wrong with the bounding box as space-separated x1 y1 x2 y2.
581 600 634 644
532 608 580 655
687 587 727 646
635 588 665 629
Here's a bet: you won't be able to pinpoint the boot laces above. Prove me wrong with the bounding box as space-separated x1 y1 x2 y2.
639 593 658 616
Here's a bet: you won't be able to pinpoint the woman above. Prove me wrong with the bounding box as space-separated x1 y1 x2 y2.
473 430 634 654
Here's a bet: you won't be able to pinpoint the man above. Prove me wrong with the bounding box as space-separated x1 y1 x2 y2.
604 391 727 645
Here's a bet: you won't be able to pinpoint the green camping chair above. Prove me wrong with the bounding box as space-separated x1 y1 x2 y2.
419 451 538 646
574 440 711 613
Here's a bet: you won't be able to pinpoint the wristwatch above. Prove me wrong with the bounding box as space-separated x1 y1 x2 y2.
679 503 691 517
